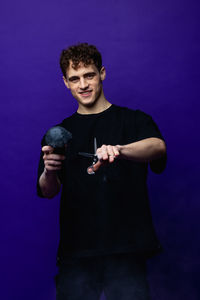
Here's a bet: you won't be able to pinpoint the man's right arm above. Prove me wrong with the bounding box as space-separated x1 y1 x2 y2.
38 145 65 198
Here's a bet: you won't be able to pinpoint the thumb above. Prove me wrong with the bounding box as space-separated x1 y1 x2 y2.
89 160 103 173
42 145 54 154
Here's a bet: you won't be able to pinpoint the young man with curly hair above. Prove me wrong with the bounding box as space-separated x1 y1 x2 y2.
37 43 167 300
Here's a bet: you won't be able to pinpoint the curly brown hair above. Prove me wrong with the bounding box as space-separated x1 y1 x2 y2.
60 43 102 78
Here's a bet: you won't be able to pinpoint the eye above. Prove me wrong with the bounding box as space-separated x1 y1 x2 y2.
85 73 95 79
69 77 79 83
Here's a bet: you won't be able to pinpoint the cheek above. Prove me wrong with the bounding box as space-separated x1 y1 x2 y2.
93 80 101 90
69 89 78 100
70 87 78 95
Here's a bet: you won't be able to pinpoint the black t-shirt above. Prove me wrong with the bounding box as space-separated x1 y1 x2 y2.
37 104 165 262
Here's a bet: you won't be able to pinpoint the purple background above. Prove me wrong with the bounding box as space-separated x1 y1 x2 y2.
1 0 199 299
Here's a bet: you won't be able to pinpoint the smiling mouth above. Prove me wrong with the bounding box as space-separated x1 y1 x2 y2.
79 90 92 97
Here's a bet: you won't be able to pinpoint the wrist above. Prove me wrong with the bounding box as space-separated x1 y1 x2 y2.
117 144 127 159
117 143 136 160
43 168 57 179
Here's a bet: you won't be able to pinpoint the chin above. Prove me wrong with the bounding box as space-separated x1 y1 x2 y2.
78 97 97 107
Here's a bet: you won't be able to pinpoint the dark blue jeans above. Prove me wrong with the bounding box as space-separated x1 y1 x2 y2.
55 253 151 300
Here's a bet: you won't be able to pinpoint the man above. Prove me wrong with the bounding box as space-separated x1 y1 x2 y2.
37 43 167 300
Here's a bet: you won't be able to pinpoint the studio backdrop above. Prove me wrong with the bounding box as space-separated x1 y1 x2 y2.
1 0 199 299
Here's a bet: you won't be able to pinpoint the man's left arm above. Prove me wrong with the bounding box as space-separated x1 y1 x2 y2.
92 137 167 174
119 137 167 174
118 137 166 162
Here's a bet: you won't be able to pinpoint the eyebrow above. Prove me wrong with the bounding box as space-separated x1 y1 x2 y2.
68 72 97 81
68 76 79 81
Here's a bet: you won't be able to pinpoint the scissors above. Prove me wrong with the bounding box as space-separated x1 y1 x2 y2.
78 137 99 175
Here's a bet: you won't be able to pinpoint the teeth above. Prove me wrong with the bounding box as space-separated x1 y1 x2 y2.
80 91 91 94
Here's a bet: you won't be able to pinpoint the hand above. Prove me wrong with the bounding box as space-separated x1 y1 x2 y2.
89 144 121 173
42 145 66 173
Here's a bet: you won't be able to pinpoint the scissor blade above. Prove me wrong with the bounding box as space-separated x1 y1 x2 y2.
94 137 97 154
78 152 95 158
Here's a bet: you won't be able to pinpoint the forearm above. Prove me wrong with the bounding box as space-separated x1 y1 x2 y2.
39 169 61 198
119 137 166 162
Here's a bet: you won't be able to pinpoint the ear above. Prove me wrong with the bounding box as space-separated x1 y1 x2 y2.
100 66 106 81
63 76 70 89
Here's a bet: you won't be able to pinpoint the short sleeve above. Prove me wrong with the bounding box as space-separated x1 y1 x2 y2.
133 110 167 173
135 110 164 141
36 150 45 198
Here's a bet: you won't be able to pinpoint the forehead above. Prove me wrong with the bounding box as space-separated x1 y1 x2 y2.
66 61 98 78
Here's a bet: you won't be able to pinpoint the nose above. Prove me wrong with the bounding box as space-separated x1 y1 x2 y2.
79 78 89 90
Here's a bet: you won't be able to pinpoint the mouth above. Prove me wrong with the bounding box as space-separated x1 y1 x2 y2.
79 90 93 97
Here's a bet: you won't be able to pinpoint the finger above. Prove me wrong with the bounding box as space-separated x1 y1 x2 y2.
44 160 63 167
45 165 62 171
113 146 120 157
107 145 115 163
44 161 63 171
96 148 103 160
43 153 66 161
101 145 109 160
96 148 104 160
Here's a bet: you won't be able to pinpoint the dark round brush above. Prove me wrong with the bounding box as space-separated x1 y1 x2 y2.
43 126 72 154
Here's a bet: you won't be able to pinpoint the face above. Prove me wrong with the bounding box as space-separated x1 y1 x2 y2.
63 61 106 110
